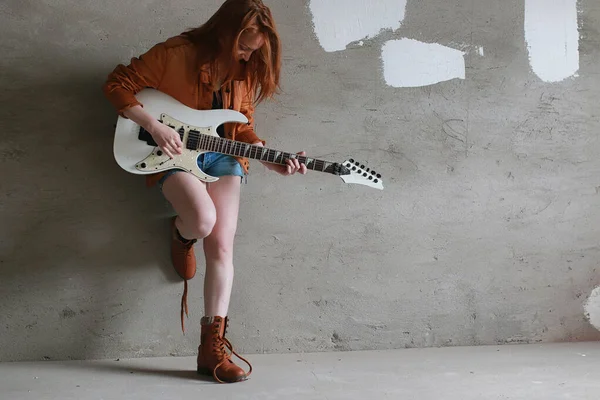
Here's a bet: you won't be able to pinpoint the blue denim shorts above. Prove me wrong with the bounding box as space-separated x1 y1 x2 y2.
158 152 245 191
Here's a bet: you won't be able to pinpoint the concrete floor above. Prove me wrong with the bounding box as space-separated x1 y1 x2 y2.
1 342 599 400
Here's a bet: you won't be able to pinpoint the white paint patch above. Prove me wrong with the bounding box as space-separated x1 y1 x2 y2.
584 286 600 331
524 0 580 82
308 0 407 52
478 47 485 56
381 39 466 88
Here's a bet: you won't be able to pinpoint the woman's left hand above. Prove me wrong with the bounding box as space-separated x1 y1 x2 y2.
254 142 307 176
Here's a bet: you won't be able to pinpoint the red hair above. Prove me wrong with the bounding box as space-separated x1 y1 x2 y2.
183 0 281 104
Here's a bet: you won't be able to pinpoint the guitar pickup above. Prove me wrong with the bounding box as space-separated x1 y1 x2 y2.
138 127 157 147
186 129 201 150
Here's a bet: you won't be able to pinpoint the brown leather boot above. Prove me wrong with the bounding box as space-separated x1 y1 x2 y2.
171 217 197 333
171 217 197 280
197 316 252 383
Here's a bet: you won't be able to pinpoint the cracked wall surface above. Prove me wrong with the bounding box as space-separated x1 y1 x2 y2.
1 0 600 361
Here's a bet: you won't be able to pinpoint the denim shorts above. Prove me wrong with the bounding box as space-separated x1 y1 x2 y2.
158 152 245 191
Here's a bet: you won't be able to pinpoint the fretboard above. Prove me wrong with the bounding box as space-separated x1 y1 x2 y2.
187 131 340 174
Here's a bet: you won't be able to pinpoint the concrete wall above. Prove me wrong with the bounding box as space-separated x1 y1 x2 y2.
1 0 600 362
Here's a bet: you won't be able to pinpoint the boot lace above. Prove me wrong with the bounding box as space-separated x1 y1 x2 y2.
176 238 195 334
210 326 253 383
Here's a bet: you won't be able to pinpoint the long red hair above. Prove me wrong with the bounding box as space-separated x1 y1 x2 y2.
183 0 281 104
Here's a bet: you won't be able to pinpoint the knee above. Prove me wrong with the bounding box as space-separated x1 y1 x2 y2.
204 237 234 263
184 212 216 240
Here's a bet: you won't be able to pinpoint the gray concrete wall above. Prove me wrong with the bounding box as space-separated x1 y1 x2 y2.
1 0 600 362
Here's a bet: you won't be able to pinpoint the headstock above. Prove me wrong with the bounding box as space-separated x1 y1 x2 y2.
337 159 384 190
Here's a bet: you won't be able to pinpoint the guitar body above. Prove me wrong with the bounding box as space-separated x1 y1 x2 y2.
113 88 248 182
112 88 384 190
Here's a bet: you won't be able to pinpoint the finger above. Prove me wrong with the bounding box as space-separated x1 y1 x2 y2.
174 132 182 144
300 164 307 174
171 140 182 154
172 137 183 153
174 137 183 149
288 160 296 174
162 147 174 159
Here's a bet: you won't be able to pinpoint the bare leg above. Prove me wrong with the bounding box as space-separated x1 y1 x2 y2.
203 176 241 317
161 172 217 240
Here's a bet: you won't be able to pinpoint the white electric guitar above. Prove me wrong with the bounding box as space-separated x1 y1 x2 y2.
113 89 384 190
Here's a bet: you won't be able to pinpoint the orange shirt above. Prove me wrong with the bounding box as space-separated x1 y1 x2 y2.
102 35 264 185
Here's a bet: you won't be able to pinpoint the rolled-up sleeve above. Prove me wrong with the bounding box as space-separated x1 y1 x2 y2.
102 43 168 116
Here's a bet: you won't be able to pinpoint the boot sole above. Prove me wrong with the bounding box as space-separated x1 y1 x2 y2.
197 367 248 383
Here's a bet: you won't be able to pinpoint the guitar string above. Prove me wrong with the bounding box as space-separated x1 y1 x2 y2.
167 128 381 182
167 127 381 183
185 130 330 172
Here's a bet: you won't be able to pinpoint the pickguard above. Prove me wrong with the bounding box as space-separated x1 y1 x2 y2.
134 114 219 183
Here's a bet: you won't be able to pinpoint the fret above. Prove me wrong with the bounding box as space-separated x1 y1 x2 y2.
224 138 229 154
184 131 338 175
282 152 292 165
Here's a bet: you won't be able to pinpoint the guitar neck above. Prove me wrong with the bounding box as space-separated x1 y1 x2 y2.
191 132 342 175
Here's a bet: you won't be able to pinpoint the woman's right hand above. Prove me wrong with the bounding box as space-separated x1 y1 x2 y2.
148 120 183 159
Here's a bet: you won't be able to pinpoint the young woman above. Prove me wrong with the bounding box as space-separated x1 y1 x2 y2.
103 0 306 383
